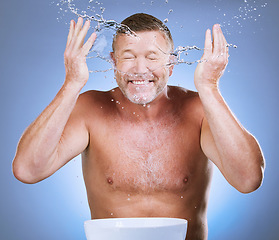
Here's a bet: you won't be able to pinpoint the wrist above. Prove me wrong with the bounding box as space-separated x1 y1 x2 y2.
62 79 84 96
63 77 85 93
196 83 222 102
196 82 219 94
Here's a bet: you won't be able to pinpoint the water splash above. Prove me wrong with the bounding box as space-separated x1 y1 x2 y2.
171 45 203 66
56 0 143 73
214 0 268 35
54 0 248 74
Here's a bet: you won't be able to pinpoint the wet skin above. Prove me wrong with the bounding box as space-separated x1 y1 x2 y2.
13 18 264 240
79 30 210 239
80 86 212 240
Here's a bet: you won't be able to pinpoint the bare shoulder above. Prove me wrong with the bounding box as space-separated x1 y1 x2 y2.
167 85 204 123
72 89 115 124
168 85 202 105
75 89 115 111
78 89 113 104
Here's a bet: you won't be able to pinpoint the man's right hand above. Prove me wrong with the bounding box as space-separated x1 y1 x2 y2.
64 17 97 89
12 18 96 184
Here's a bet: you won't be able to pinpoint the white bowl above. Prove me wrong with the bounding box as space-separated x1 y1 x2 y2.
84 217 187 240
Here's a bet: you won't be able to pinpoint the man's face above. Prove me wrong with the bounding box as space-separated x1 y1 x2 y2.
112 31 174 105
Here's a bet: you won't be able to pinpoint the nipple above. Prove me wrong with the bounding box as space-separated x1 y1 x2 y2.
107 177 114 185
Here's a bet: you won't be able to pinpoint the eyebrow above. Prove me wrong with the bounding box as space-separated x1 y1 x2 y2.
147 51 159 55
121 49 133 53
120 49 161 56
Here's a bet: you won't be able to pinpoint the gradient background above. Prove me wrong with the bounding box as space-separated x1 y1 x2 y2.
1 0 278 239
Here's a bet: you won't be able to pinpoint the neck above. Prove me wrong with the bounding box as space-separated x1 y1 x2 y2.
112 86 170 121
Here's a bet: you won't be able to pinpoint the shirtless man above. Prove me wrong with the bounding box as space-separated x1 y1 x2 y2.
12 13 265 240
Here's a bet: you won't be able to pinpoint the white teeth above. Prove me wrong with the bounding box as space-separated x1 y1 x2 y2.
132 81 147 85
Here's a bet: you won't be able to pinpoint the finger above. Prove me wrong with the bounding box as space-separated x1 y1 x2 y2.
221 31 229 57
75 19 91 49
217 26 229 61
66 20 75 48
212 24 222 56
218 26 227 54
73 17 83 39
203 29 212 59
82 32 97 55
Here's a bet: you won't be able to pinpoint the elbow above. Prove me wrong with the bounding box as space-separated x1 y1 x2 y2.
12 157 41 184
238 176 263 194
237 164 265 194
237 143 266 194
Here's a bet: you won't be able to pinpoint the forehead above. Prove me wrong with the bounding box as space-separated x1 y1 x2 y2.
114 30 170 53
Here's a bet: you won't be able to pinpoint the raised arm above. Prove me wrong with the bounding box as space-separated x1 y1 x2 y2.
12 17 97 184
195 24 265 193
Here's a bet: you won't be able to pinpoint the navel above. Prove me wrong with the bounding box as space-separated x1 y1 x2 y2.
107 177 114 185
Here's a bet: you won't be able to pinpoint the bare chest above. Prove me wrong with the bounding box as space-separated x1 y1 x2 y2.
89 117 203 194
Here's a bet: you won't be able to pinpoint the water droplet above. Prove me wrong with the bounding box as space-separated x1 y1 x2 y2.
110 212 114 216
58 0 239 74
111 99 114 102
181 196 184 199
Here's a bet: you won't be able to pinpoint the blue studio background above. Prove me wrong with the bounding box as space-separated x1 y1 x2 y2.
1 0 278 239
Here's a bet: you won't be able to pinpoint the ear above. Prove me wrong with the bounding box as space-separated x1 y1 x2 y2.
169 64 174 77
110 52 116 66
168 54 176 77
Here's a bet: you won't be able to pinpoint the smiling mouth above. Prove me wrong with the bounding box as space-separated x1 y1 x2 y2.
128 80 154 85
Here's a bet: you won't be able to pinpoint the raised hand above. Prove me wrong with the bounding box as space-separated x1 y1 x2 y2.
64 17 97 89
194 24 229 92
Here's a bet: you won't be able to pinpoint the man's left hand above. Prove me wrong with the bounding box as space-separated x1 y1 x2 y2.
194 24 229 92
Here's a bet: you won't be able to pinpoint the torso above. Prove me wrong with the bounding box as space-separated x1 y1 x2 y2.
80 86 213 240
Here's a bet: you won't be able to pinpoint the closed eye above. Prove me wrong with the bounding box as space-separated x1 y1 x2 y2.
120 52 135 60
147 55 159 61
148 57 158 61
123 56 135 60
147 51 161 61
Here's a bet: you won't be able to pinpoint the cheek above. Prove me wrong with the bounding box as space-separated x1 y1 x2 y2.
154 67 169 80
115 59 136 72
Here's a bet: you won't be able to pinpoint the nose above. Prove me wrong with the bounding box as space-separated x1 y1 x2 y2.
133 57 149 74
